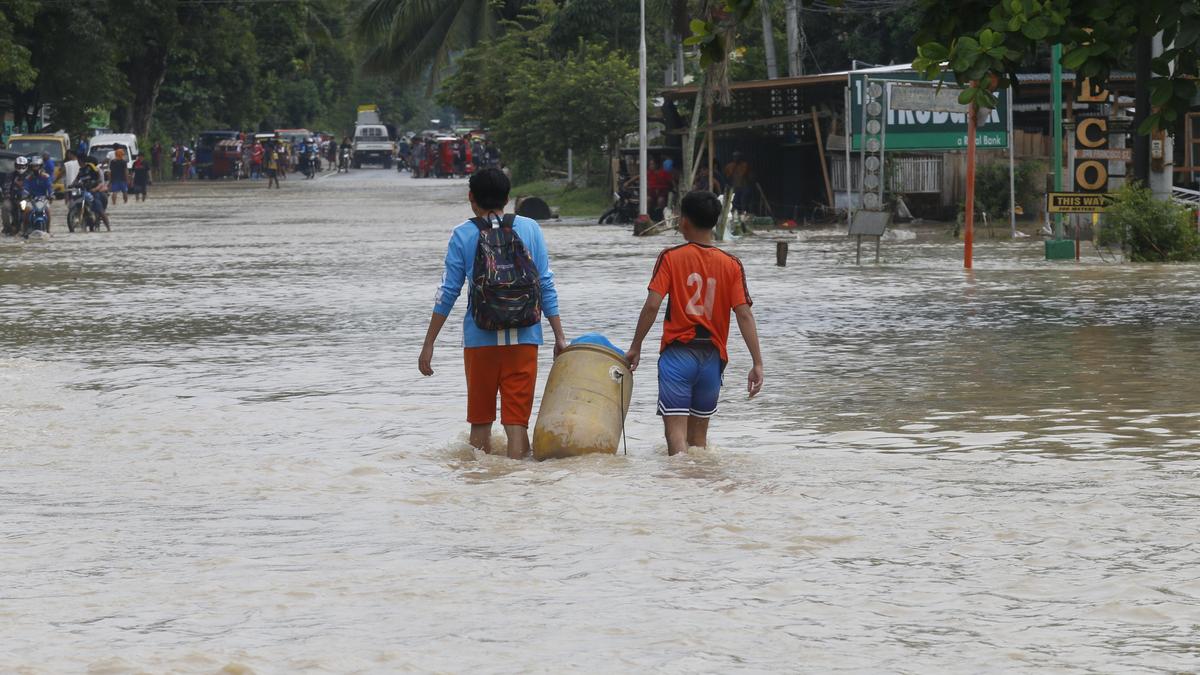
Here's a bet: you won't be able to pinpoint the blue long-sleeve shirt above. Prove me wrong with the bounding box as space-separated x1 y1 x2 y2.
23 173 53 198
433 215 560 348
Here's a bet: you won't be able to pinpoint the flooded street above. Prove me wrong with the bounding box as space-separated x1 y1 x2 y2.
2 170 1199 673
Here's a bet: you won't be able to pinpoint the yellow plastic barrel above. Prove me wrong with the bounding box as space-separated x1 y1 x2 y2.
533 343 633 461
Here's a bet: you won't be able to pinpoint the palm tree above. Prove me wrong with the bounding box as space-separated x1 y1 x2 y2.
355 0 529 84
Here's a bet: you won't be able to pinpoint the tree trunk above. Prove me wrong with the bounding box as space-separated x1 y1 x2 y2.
124 44 170 139
675 41 685 85
761 1 778 80
785 0 801 77
1132 29 1152 184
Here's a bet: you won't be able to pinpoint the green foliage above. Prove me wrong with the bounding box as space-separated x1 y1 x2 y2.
912 0 1200 134
494 44 637 177
355 0 533 85
439 9 638 182
511 179 611 217
1099 182 1200 262
0 1 38 91
972 159 1045 219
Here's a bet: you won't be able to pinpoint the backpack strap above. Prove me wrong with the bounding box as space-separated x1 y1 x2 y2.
470 214 516 231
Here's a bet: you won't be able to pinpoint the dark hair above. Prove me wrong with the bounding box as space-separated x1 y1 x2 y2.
680 190 722 230
470 167 510 210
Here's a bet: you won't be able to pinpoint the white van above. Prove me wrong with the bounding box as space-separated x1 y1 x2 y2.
89 133 140 161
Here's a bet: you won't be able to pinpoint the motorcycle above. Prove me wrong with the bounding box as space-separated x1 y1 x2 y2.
67 187 101 232
598 187 640 225
302 150 317 179
21 195 51 236
338 148 351 173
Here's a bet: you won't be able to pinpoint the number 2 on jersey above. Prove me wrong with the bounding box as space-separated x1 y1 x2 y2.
685 273 717 319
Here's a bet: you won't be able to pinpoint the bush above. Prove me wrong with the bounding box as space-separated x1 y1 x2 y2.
973 159 1044 219
1098 182 1200 262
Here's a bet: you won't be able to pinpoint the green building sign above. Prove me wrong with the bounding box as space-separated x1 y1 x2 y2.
849 71 1009 151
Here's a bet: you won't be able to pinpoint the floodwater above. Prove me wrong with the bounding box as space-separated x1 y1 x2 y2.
2 170 1199 673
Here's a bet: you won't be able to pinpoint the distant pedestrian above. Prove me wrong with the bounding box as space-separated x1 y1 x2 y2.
152 142 164 181
41 152 56 183
109 148 130 204
172 144 184 180
264 145 281 189
131 153 150 202
62 150 80 190
241 141 252 179
251 141 264 179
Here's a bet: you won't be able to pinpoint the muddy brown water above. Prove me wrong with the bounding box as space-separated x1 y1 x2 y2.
2 170 1198 672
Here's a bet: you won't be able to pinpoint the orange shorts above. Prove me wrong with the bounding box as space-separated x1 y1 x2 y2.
463 345 538 426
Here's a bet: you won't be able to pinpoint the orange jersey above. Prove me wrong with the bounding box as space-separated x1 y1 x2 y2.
648 242 752 361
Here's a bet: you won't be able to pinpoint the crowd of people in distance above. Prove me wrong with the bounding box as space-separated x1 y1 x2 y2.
401 134 502 179
621 151 757 221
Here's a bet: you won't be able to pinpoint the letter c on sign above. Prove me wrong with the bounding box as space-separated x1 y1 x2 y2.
1076 117 1107 148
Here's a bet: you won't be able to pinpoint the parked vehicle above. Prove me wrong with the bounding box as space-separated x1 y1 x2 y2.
195 130 239 178
274 129 310 168
599 187 640 225
89 133 140 164
7 132 70 193
353 124 393 169
211 139 244 179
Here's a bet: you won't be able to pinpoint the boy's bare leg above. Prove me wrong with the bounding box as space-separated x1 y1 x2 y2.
503 424 530 459
470 423 493 454
687 416 710 450
664 416 689 456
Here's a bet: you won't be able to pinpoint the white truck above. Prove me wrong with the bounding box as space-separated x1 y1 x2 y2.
352 105 394 169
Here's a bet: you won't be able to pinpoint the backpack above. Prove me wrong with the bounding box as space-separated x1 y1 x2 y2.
470 214 542 331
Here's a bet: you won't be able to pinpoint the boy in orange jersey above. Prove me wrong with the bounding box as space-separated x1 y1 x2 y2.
626 190 765 456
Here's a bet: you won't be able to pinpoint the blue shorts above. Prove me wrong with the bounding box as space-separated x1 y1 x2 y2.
657 342 724 418
111 180 128 194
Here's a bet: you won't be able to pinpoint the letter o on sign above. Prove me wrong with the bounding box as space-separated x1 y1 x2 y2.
1076 160 1108 191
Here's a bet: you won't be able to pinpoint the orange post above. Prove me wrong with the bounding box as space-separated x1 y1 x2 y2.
964 100 978 269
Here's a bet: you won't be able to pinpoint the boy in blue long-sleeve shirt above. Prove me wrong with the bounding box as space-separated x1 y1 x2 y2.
419 168 567 459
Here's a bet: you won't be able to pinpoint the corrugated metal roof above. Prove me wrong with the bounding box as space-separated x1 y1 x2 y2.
1014 71 1137 83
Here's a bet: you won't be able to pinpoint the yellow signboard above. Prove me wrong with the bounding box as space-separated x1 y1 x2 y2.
1047 192 1113 213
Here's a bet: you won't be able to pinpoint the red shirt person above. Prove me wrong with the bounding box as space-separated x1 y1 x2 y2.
627 190 765 456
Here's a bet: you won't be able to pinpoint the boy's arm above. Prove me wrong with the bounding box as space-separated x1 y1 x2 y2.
420 233 467 376
733 304 764 398
625 290 664 372
532 225 567 356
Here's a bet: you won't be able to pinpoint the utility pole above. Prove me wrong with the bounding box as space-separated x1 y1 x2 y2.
761 1 779 80
638 0 648 217
785 0 801 77
1052 43 1064 240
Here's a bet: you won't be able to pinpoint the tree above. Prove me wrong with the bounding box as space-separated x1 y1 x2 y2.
0 1 37 94
5 3 123 133
911 0 1200 183
492 44 638 177
355 0 531 85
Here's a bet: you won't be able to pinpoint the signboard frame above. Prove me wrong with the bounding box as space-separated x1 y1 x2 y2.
1046 192 1114 213
848 71 1009 151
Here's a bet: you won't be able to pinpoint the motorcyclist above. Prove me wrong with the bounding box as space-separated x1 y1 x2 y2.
22 156 54 233
4 155 29 236
339 136 352 171
73 156 111 231
307 137 320 176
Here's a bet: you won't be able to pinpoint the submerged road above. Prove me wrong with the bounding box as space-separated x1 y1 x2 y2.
2 168 1200 672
